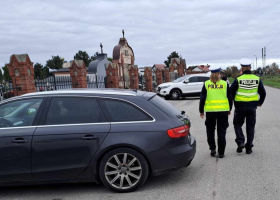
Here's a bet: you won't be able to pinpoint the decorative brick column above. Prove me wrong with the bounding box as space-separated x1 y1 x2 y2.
144 67 152 92
155 68 163 85
7 54 36 96
178 62 185 77
69 60 87 88
164 68 170 82
105 63 119 88
128 65 139 89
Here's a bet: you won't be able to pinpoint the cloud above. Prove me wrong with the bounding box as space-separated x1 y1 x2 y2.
1 0 280 69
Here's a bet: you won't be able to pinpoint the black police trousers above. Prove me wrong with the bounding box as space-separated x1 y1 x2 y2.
233 106 256 149
205 112 229 154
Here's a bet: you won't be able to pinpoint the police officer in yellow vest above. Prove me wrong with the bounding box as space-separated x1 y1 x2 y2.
231 58 266 154
199 67 233 158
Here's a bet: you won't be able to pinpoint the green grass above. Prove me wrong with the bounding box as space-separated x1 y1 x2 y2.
261 75 280 89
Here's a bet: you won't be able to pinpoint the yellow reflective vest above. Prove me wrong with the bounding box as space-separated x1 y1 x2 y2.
204 80 229 112
235 74 260 102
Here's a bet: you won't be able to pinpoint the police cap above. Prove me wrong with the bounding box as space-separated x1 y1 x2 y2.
239 58 252 67
210 67 221 73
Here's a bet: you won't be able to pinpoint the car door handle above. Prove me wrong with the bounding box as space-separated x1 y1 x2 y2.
11 138 28 143
81 135 97 140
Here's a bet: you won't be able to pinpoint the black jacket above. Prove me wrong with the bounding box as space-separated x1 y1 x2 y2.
199 81 233 113
230 71 266 108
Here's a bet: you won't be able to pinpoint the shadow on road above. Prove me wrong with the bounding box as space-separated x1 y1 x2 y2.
0 168 193 195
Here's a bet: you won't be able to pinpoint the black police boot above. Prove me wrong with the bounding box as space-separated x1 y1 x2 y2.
210 150 216 157
219 154 224 158
246 149 253 154
237 143 245 153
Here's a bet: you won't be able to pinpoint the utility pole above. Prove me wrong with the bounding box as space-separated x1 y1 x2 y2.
262 48 264 68
254 55 257 70
264 46 266 67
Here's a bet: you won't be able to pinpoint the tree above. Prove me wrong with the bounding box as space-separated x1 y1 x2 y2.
225 67 232 77
34 63 49 79
107 57 113 62
0 68 3 80
270 62 279 74
90 52 99 62
74 50 92 67
2 64 11 80
45 56 65 70
231 66 239 78
164 51 181 68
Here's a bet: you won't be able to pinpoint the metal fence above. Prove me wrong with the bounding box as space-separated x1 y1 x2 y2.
35 75 106 92
0 77 18 101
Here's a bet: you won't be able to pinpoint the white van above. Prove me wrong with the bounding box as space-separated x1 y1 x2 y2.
157 74 210 100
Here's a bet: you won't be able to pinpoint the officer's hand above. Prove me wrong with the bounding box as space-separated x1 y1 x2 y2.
200 113 204 119
228 111 231 116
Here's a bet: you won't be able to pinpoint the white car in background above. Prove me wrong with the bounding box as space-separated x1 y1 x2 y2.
157 74 210 100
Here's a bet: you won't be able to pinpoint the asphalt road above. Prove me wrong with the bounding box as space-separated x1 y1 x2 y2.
1 86 279 200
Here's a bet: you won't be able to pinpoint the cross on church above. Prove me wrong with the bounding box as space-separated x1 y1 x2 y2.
100 43 103 54
122 29 125 38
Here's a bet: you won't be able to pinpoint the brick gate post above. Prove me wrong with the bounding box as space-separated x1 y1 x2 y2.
105 63 119 88
164 68 170 82
69 60 88 88
7 54 36 96
128 65 139 89
144 67 152 92
155 68 163 85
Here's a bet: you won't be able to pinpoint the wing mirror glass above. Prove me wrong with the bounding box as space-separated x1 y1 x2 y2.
184 80 189 84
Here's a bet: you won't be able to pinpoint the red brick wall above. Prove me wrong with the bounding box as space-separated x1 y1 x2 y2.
164 68 170 82
144 67 153 92
105 63 119 88
69 60 87 88
7 54 36 96
155 68 163 85
128 65 139 89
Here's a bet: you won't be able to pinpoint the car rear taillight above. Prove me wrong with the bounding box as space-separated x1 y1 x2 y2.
167 125 190 138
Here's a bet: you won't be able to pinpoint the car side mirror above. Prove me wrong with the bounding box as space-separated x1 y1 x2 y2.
181 111 185 116
27 108 37 115
184 80 189 84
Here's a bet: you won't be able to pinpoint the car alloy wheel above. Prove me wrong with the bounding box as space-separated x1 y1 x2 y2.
170 89 181 100
105 153 142 190
99 148 149 192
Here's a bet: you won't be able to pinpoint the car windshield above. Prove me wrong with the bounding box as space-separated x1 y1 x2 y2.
173 76 188 83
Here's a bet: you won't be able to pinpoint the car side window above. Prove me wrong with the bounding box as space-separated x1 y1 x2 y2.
0 98 43 128
45 97 106 125
198 77 210 82
99 99 153 122
189 77 199 83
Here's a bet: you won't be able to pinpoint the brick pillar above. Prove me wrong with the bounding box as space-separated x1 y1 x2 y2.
128 65 139 89
164 68 170 82
169 64 175 72
105 63 119 88
155 68 163 85
69 60 87 88
144 67 152 92
178 62 185 77
7 54 36 96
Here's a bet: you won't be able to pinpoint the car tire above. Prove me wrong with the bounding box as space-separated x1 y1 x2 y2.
164 96 170 100
99 148 149 193
170 89 181 100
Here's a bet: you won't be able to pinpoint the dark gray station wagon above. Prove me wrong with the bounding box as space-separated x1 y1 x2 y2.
0 89 196 192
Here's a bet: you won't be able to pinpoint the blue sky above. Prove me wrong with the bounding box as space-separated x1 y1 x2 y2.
1 0 280 70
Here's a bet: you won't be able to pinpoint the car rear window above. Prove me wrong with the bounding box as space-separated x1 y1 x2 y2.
99 99 153 122
149 95 181 119
45 97 107 125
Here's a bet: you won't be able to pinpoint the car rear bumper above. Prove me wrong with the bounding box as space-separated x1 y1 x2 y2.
152 135 196 176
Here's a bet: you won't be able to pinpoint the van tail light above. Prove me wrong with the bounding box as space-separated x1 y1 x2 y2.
167 125 190 138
